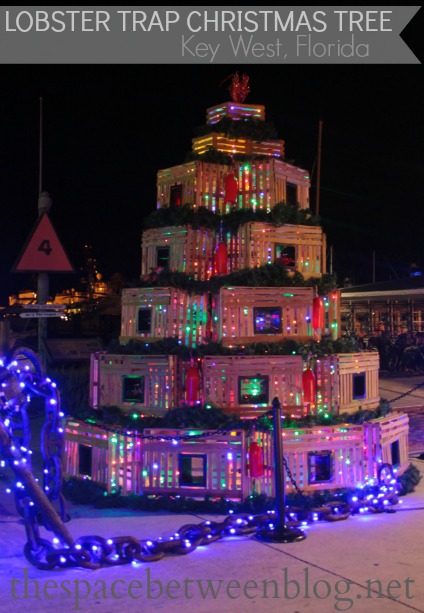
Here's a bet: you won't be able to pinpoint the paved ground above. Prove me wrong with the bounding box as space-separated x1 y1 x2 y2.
378 373 424 455
379 373 424 410
1 468 424 613
1 374 424 613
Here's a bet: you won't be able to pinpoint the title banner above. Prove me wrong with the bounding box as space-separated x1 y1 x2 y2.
0 6 420 63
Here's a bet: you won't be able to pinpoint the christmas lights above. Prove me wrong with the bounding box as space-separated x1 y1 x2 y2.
0 354 408 572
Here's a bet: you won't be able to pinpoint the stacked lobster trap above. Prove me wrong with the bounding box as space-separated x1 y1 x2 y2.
64 411 409 498
65 79 409 499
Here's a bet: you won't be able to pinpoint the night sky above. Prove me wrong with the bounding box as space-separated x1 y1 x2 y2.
0 63 422 302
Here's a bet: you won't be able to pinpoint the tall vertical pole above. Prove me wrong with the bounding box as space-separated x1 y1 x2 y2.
39 97 43 197
316 119 323 217
372 250 376 284
37 97 49 371
272 397 286 525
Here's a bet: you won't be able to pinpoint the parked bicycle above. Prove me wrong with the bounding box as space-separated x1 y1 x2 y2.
369 332 424 374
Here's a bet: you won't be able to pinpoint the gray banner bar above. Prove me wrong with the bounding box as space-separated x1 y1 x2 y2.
0 6 420 64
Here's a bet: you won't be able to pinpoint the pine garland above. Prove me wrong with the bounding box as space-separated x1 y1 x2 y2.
67 399 393 436
193 117 279 141
397 463 422 495
143 203 321 232
185 149 277 165
134 261 336 296
106 336 361 359
62 463 419 512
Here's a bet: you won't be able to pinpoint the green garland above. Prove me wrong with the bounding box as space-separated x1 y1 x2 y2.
135 261 335 296
185 149 274 165
193 117 279 141
107 336 361 359
58 336 361 419
62 463 419 513
68 399 392 437
143 203 320 232
397 463 422 495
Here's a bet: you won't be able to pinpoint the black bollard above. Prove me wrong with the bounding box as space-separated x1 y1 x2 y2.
257 397 306 543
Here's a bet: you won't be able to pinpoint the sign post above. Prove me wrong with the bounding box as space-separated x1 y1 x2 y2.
12 194 74 369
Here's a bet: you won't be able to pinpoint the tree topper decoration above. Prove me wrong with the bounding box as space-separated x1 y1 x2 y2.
228 72 251 103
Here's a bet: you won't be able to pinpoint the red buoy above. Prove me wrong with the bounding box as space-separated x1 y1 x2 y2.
214 242 228 275
312 296 325 330
185 365 200 403
205 313 212 339
224 172 238 204
302 368 316 405
248 442 264 478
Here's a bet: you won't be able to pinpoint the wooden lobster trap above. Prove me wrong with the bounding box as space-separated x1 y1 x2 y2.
203 354 304 418
64 421 143 496
120 287 208 347
139 428 245 499
252 424 366 495
141 225 215 281
228 222 325 279
156 159 310 215
363 412 410 479
216 286 314 346
315 352 380 415
65 417 410 498
90 352 179 416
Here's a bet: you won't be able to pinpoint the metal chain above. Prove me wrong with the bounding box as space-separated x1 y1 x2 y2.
282 456 304 497
23 374 66 518
1 362 401 571
77 409 274 442
19 475 402 572
1 360 69 567
19 505 358 570
79 408 307 496
388 379 424 404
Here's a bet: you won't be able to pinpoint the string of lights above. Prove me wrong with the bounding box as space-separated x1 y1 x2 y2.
1 356 405 571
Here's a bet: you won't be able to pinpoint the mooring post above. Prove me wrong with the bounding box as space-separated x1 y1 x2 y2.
257 397 306 543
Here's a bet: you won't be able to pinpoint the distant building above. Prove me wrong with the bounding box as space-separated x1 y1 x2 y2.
341 278 424 338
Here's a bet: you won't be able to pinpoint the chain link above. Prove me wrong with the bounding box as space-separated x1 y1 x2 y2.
1 360 69 565
282 456 304 497
1 361 401 571
388 379 424 404
79 408 307 496
78 409 273 442
18 507 351 570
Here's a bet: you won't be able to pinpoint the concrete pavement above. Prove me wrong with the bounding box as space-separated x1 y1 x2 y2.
1 466 424 613
379 373 424 410
379 374 424 456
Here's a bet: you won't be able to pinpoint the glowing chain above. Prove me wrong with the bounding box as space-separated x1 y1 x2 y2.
0 358 403 572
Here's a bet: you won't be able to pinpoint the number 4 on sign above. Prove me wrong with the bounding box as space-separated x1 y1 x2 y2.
38 240 52 256
12 213 74 273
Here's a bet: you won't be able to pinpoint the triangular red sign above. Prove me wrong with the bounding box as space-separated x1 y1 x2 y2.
13 213 74 273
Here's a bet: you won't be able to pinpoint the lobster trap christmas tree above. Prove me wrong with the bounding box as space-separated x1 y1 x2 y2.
65 74 409 499
114 72 380 418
